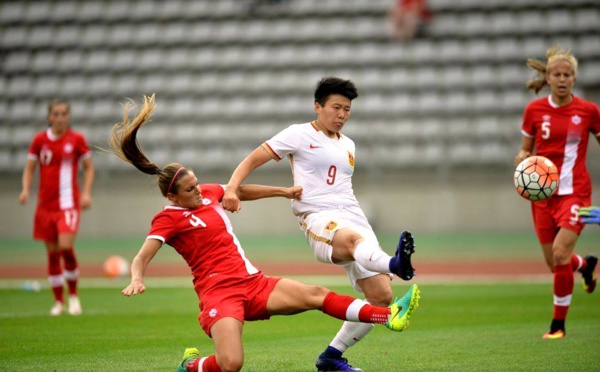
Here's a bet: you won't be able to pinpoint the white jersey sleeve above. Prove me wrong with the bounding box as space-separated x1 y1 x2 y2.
261 124 304 161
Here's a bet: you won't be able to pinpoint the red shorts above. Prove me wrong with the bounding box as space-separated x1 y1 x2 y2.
531 194 590 244
196 273 282 337
34 207 80 243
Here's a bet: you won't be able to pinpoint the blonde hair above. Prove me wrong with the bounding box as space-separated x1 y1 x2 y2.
526 44 578 93
108 94 189 197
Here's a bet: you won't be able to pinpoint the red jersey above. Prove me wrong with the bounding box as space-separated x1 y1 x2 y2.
521 95 600 196
27 128 91 211
147 184 260 293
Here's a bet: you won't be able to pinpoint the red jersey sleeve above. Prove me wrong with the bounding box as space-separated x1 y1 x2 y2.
590 103 600 136
201 183 225 202
521 102 536 138
147 212 176 243
75 132 91 159
27 132 43 160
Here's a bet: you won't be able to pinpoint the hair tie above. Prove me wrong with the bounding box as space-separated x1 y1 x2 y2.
167 167 185 194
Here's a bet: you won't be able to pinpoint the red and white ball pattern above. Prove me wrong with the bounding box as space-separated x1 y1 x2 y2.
514 155 559 201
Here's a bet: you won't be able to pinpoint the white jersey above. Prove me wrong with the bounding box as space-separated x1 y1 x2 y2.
262 121 362 216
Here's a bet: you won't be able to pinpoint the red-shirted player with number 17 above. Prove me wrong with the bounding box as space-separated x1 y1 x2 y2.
513 45 600 339
18 99 95 316
110 95 419 372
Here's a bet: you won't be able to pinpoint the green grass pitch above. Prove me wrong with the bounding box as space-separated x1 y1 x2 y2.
1 280 599 371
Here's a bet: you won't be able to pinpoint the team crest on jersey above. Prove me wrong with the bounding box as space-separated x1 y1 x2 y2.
571 115 581 125
202 198 211 205
209 308 218 317
64 143 73 154
543 115 551 122
348 151 354 168
325 221 338 231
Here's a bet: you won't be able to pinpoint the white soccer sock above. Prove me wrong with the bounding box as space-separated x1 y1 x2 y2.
63 269 79 281
48 274 64 288
330 320 375 353
353 241 392 273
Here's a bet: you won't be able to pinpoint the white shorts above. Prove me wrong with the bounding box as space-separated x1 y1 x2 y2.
299 209 386 292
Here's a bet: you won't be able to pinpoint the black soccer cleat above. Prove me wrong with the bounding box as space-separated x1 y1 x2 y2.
582 255 597 294
393 231 416 281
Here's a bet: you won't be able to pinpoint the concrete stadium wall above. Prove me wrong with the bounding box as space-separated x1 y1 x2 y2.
6 167 598 239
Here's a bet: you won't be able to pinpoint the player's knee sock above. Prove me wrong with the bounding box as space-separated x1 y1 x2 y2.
61 247 79 296
329 321 375 354
186 355 221 372
570 254 587 272
321 292 390 324
552 264 573 324
353 241 393 273
47 251 64 303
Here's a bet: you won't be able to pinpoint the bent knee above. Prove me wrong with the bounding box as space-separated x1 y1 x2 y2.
366 292 393 307
217 355 244 372
364 285 393 306
307 285 331 301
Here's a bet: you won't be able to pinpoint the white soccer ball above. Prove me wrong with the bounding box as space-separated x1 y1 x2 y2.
513 155 559 201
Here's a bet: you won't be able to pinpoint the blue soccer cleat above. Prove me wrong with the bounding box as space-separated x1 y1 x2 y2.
316 354 363 371
391 231 416 281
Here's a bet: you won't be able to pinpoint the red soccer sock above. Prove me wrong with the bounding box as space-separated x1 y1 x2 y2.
570 254 587 273
61 247 79 296
553 264 574 321
186 355 221 372
321 292 390 324
47 251 64 303
48 251 62 276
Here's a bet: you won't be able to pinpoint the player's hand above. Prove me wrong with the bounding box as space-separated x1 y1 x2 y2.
578 206 600 224
222 189 241 213
285 186 303 200
80 193 92 209
18 190 29 205
122 279 145 296
514 150 531 166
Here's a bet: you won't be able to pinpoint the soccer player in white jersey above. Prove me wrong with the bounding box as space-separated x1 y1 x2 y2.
109 95 420 372
223 77 417 371
19 99 95 316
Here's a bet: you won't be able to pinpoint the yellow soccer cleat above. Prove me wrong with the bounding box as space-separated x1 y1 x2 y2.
386 284 420 332
542 329 565 339
176 348 201 372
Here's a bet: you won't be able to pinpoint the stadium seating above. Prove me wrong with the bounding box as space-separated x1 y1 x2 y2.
0 0 598 173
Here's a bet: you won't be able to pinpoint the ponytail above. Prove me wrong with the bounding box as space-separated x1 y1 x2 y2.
109 94 189 197
526 44 578 94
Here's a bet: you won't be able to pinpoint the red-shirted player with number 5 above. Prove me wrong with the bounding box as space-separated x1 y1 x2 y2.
109 95 419 372
513 45 600 339
18 99 95 316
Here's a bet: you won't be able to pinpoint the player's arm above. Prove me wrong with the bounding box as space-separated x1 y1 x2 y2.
237 184 302 202
578 206 600 225
223 146 274 212
80 156 95 209
122 238 162 296
514 136 534 166
18 159 37 205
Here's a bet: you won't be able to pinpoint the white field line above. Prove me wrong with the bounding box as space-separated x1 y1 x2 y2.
0 274 552 290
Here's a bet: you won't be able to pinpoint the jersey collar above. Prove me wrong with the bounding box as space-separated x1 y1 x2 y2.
548 94 574 108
